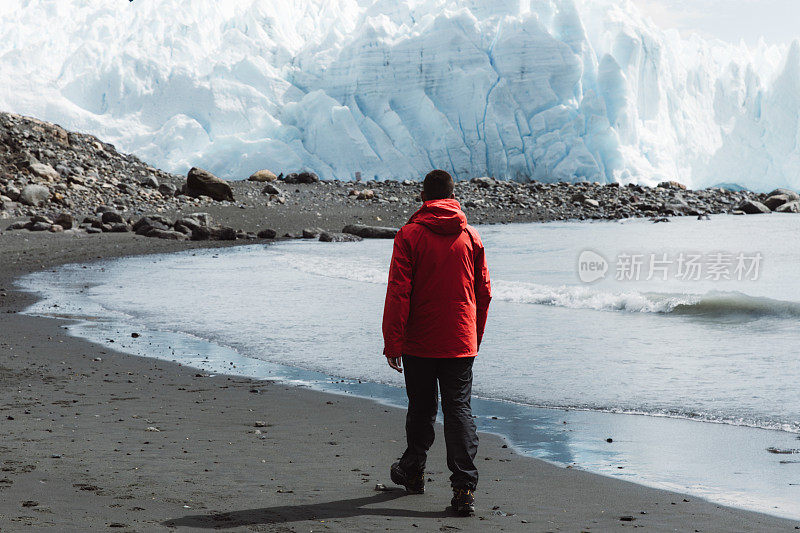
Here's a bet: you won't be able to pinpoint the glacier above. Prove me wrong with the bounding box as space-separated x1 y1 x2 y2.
0 0 798 190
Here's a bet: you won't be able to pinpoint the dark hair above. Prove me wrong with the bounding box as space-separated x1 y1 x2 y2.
423 169 454 200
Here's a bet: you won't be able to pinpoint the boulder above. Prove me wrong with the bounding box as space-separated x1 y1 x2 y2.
158 183 177 197
283 171 319 184
302 227 323 239
261 183 281 195
471 177 496 188
737 200 771 214
764 194 791 211
248 169 278 182
342 224 398 239
191 226 237 241
661 198 691 215
148 229 187 240
776 200 800 213
48 224 64 233
257 228 277 239
54 213 74 230
19 184 50 206
584 198 600 208
658 181 687 190
140 175 159 188
28 162 59 181
319 231 363 242
570 192 586 203
766 188 800 202
208 226 237 241
105 222 130 233
29 221 51 231
4 185 20 201
101 211 125 224
132 216 171 236
186 167 234 201
184 212 212 226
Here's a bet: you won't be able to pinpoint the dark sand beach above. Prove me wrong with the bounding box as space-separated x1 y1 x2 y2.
1 223 798 532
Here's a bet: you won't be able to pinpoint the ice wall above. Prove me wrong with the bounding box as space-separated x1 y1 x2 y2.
0 0 796 190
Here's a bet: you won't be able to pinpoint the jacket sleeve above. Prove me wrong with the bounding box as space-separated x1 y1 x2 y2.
473 238 492 349
382 228 413 357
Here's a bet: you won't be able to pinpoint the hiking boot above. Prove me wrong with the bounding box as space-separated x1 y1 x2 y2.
390 462 425 494
451 488 475 516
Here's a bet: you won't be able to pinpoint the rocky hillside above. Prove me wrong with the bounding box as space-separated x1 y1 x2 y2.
1 112 798 241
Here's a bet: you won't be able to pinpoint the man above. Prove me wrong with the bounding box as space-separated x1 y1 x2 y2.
382 169 492 516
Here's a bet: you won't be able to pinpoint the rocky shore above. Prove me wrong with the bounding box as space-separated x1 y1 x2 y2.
2 111 798 243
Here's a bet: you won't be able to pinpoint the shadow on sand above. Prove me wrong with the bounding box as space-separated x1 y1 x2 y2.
163 490 455 529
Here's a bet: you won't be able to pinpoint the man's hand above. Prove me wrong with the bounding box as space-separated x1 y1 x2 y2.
386 356 403 373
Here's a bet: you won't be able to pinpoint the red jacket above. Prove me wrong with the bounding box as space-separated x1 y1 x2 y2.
382 198 491 358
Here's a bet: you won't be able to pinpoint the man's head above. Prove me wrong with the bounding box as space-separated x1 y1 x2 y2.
422 169 455 201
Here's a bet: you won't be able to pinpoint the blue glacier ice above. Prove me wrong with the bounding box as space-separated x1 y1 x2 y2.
0 0 798 190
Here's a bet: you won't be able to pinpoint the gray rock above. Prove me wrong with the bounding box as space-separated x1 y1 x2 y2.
29 221 51 231
261 183 281 195
4 185 20 201
173 218 201 235
28 162 59 180
342 224 398 239
766 188 800 202
31 215 54 225
319 231 363 242
775 200 800 213
148 229 186 240
283 171 319 184
19 184 50 206
140 175 159 188
471 176 496 188
658 181 687 190
158 182 177 197
132 216 171 235
302 227 323 239
737 199 771 214
101 211 125 224
105 222 130 233
208 226 237 241
48 224 64 233
186 167 234 201
584 198 600 208
570 192 586 203
54 213 74 229
190 226 237 241
257 228 277 239
764 194 791 211
184 212 212 226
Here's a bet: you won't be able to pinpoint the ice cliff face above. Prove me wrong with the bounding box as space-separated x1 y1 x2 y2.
0 0 797 190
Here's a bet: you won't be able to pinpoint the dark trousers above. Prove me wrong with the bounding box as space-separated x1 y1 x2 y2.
398 354 478 490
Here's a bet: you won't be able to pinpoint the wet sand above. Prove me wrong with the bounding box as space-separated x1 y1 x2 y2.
0 226 798 531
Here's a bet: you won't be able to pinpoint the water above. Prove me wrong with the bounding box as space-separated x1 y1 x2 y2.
18 215 800 520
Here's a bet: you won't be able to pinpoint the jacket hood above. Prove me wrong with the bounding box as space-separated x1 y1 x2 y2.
408 198 467 235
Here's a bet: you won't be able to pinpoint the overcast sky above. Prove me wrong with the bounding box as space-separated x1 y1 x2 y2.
631 0 800 45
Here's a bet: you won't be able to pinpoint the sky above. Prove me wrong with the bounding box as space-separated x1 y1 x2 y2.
631 0 800 45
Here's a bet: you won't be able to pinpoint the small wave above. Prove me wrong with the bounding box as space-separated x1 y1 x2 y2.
269 250 800 320
494 284 800 319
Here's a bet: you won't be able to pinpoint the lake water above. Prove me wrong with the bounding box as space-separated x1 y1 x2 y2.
19 215 800 519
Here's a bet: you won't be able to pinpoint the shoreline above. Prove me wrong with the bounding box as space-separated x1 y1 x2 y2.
1 232 798 531
17 236 800 522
